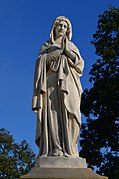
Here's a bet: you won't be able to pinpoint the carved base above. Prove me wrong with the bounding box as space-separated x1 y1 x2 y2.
20 157 108 179
35 156 87 168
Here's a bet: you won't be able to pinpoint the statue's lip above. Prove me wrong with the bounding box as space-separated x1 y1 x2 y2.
59 30 64 33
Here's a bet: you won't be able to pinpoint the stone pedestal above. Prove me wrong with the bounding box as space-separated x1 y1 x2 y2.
20 157 108 179
35 156 87 168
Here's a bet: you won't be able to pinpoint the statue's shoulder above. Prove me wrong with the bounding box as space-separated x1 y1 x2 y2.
36 40 51 60
40 40 51 53
68 41 79 53
35 40 52 63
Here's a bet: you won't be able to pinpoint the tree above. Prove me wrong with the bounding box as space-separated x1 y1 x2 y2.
0 128 36 178
80 6 119 179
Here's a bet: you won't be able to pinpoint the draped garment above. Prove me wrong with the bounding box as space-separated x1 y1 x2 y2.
32 40 84 157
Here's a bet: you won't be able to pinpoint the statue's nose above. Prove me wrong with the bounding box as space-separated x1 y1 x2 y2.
61 25 64 30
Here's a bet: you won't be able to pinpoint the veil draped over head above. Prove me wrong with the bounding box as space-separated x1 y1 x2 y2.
50 16 72 43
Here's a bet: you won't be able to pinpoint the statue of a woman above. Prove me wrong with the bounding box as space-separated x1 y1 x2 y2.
32 16 84 157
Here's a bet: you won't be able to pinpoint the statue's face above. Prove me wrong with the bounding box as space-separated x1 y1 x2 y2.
55 20 68 38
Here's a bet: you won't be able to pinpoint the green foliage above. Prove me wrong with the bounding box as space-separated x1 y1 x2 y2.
90 6 119 83
0 128 36 178
80 6 119 179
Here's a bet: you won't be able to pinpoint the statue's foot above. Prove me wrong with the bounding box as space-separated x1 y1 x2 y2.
52 150 63 156
64 153 71 157
63 152 79 158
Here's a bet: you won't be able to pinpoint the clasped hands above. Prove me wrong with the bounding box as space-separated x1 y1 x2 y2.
61 35 69 54
47 36 69 58
47 36 75 63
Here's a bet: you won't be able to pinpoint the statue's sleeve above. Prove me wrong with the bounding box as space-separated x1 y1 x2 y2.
32 54 47 112
32 59 41 112
68 42 84 76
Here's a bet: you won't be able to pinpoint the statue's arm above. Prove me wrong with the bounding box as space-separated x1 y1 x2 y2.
64 40 84 75
63 36 79 63
32 59 40 112
40 42 62 63
65 49 77 63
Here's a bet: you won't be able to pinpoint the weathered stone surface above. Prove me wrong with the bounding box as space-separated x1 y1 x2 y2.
20 168 108 179
35 156 87 168
22 16 108 179
32 16 84 157
20 157 108 179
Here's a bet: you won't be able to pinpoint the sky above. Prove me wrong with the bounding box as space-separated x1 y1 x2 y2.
0 0 119 155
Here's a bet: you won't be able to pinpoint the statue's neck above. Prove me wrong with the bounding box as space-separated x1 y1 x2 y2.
54 36 63 44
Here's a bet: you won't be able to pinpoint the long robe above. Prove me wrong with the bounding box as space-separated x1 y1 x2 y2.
32 40 84 157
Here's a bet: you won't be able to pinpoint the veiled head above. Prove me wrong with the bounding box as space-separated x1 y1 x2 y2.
50 16 72 43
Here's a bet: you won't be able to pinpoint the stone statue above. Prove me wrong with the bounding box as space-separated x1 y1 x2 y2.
21 16 108 179
32 16 84 157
